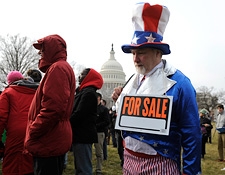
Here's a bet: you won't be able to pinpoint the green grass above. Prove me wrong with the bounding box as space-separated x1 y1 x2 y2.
0 143 123 175
63 144 123 175
200 122 225 175
1 123 225 175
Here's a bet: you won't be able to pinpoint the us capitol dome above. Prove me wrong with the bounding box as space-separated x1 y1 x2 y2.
99 44 126 108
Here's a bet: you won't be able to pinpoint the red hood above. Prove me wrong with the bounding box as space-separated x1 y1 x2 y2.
79 69 103 91
9 85 37 94
33 34 67 73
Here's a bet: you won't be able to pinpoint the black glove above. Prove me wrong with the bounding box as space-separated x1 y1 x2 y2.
0 141 5 158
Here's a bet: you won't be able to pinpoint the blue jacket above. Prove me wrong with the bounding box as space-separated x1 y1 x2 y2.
117 61 201 174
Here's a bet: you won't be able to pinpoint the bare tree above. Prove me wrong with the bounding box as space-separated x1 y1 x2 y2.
196 86 221 112
69 60 86 88
216 90 225 105
0 34 39 89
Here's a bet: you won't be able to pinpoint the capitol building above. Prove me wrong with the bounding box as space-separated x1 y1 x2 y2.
98 44 126 108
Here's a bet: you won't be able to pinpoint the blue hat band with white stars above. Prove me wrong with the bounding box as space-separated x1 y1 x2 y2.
122 31 170 55
131 31 163 45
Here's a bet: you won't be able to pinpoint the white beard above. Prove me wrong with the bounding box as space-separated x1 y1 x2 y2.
135 66 146 75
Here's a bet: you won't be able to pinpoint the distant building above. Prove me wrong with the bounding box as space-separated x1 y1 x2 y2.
99 44 126 108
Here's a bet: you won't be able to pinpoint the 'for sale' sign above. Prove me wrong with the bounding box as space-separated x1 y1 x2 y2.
115 94 173 135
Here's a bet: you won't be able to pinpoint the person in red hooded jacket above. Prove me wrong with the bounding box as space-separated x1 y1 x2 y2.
24 34 76 175
70 68 103 175
0 71 39 175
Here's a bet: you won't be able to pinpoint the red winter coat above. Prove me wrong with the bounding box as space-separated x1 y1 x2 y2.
0 80 38 175
24 35 76 157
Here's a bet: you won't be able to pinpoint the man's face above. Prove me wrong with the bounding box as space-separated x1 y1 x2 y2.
199 113 204 117
97 96 101 105
38 50 43 57
78 69 89 85
37 43 44 58
101 100 106 106
218 107 223 113
131 48 162 75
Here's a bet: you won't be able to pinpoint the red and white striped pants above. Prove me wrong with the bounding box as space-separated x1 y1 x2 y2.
123 149 180 175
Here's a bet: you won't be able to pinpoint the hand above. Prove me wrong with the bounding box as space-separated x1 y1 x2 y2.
111 86 123 102
0 141 5 158
204 124 210 127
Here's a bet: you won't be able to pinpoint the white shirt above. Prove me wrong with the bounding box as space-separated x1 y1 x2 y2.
126 61 163 155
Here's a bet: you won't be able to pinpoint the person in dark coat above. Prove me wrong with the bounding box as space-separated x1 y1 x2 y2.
101 99 109 161
109 106 117 148
199 108 213 159
70 68 103 175
94 93 110 175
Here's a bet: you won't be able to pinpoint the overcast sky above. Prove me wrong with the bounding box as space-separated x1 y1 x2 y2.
0 0 224 91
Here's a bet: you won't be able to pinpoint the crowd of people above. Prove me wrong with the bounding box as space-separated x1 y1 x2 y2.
0 2 225 175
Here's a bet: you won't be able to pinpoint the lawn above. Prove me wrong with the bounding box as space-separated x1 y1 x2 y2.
1 122 225 175
199 122 225 175
63 144 123 175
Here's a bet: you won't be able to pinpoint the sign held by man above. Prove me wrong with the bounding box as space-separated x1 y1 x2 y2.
115 94 173 135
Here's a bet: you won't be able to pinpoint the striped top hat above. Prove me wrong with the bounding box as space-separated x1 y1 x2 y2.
122 2 170 55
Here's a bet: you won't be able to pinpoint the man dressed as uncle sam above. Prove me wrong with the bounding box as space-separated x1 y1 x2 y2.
112 2 201 175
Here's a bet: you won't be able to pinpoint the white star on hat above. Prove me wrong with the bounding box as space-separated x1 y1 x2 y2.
163 149 168 155
153 142 158 147
139 136 144 141
145 33 156 42
131 34 140 44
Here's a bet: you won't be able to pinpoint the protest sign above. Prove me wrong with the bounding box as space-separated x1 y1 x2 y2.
115 94 173 135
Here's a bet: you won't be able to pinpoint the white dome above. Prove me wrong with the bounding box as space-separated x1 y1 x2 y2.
99 46 126 84
98 44 126 108
101 50 123 71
